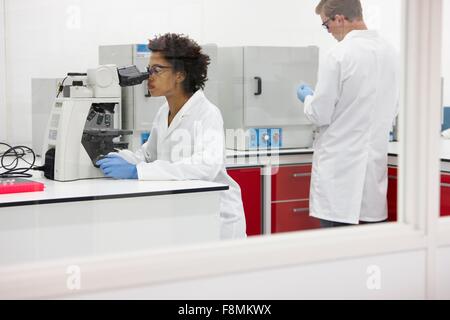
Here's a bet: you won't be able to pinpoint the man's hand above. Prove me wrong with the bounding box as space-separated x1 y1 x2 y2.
96 154 138 180
297 84 314 103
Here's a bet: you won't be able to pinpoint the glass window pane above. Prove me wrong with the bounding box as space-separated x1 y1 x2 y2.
0 0 406 267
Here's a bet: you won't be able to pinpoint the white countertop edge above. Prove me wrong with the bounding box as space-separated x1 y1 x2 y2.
0 179 229 207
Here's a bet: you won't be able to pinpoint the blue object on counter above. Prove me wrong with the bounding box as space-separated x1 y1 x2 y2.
141 132 150 145
270 128 282 149
249 128 259 149
248 128 283 149
443 107 450 131
258 129 270 149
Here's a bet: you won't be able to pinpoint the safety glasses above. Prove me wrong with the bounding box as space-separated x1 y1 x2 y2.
322 18 332 31
147 64 172 76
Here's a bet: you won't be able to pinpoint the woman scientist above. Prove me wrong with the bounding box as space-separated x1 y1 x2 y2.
97 33 246 240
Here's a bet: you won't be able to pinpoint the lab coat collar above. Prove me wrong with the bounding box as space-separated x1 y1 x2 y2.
344 29 379 41
164 90 205 137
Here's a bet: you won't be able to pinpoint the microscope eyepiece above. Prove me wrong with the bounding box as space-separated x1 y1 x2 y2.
117 65 150 87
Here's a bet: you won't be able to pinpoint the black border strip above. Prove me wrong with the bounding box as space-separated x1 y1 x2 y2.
0 186 229 208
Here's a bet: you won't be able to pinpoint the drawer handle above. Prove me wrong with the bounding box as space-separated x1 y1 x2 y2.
442 183 450 188
293 173 311 178
293 208 309 214
388 176 397 179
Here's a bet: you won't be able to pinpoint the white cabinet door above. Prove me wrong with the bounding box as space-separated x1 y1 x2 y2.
243 46 318 127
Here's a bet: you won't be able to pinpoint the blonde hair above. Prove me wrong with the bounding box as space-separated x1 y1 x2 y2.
316 0 363 21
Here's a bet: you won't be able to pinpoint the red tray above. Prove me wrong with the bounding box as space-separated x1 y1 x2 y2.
0 178 45 195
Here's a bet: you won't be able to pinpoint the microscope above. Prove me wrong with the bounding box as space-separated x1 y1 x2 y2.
42 65 150 181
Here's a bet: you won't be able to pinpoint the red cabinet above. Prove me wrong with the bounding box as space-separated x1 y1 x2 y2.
387 167 450 218
387 167 398 222
271 201 321 233
271 164 320 233
227 161 449 237
227 167 262 236
271 165 312 201
441 173 450 217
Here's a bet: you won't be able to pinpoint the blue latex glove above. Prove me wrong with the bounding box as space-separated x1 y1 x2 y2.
297 84 314 103
96 154 138 180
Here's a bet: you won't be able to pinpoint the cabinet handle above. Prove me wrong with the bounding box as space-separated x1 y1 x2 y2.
254 77 262 96
293 173 311 178
293 208 309 214
442 183 450 188
388 176 397 180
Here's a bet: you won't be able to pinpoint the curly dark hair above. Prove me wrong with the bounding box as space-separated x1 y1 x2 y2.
148 33 210 94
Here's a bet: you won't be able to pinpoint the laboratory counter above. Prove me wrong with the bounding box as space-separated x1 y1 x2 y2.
0 178 228 208
225 139 450 172
387 140 450 172
0 178 228 267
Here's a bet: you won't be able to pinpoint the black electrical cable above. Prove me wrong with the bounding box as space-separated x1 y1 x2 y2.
1 143 112 182
0 143 39 178
56 76 68 98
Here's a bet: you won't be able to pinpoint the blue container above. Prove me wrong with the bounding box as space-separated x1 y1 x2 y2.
258 129 270 149
248 128 259 149
270 128 282 149
443 107 450 131
247 128 283 149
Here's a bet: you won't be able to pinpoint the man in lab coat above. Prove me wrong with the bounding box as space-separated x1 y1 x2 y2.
297 0 399 228
97 33 246 239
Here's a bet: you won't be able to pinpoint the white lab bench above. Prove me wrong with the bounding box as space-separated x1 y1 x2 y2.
0 178 228 267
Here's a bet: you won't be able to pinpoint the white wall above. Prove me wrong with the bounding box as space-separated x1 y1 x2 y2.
72 250 426 300
0 0 6 143
4 0 402 145
437 246 450 299
443 0 450 107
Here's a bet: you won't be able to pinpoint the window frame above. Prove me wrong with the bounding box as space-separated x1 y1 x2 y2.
0 0 7 142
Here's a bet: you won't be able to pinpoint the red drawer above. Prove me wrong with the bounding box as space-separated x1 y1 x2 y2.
387 166 398 222
442 173 450 217
271 201 321 233
442 173 450 184
388 167 398 176
271 165 312 201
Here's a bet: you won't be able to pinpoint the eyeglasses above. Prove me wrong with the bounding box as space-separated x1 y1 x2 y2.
322 18 332 30
147 64 172 76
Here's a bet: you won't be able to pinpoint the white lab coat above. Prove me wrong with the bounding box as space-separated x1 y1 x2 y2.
118 90 247 239
304 30 399 224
